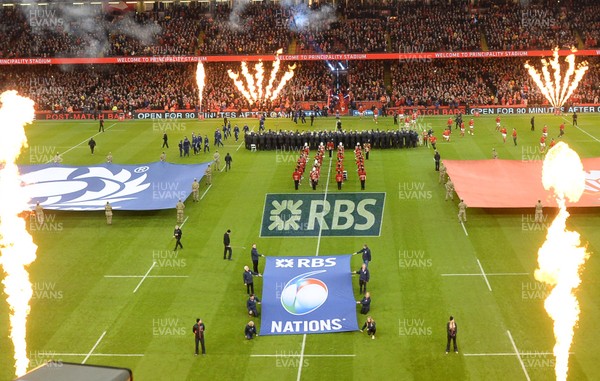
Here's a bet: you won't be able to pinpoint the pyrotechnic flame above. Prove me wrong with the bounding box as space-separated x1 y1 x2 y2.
270 64 297 101
524 48 588 109
0 90 37 377
228 49 296 105
195 62 205 112
227 69 255 105
265 49 283 99
534 142 589 381
254 61 264 101
240 62 258 102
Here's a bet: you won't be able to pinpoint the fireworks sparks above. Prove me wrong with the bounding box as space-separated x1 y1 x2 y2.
195 61 205 112
524 48 589 109
227 49 296 105
535 142 589 381
0 90 37 377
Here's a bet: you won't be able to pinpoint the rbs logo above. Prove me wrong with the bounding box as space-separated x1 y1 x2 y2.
261 193 385 237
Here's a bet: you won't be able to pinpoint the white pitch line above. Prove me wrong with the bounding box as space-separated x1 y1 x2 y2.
200 184 212 200
507 330 532 381
235 140 244 151
460 221 469 236
251 354 355 358
38 353 144 357
441 273 529 277
314 155 333 257
104 275 189 278
296 333 307 381
180 216 189 228
296 153 333 381
82 331 106 364
476 259 492 292
133 262 156 293
562 116 600 143
46 123 117 163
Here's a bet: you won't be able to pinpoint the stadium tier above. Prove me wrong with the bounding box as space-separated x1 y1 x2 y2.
1 1 599 381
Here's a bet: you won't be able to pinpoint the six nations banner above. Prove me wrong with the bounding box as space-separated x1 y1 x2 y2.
260 255 359 336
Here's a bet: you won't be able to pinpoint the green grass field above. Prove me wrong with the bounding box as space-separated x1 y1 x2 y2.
1 112 599 381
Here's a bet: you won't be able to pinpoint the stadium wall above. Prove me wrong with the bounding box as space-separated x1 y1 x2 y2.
35 104 600 121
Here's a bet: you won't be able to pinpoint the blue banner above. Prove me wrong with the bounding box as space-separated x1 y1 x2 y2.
260 255 358 336
19 162 210 211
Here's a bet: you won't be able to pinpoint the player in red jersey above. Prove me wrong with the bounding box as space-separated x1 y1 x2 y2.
559 123 565 138
501 126 507 143
443 129 451 142
540 135 547 153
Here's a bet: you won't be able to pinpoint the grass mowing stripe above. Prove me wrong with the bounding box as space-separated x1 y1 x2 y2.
82 331 106 364
507 330 532 381
46 123 117 162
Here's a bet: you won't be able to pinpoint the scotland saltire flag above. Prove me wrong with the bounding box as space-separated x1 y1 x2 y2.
260 255 358 335
19 162 210 211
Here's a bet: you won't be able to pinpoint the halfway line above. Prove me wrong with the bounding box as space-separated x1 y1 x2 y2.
298 153 333 381
476 259 492 292
507 330 531 381
82 331 106 364
133 262 156 293
296 334 307 381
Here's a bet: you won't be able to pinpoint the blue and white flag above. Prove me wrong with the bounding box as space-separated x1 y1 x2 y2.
19 162 210 211
260 255 358 335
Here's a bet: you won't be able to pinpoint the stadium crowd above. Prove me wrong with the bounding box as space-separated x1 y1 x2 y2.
1 57 598 113
1 0 599 113
1 0 600 59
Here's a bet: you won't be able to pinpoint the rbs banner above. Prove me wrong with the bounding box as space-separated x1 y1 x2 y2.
260 255 358 336
260 192 386 237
